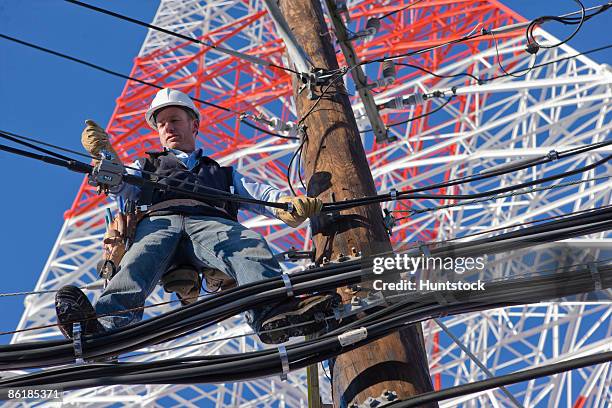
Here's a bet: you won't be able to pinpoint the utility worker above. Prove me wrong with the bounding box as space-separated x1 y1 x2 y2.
55 88 338 345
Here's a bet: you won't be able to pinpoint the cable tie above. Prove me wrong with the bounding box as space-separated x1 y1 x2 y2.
277 345 290 381
338 327 368 346
547 150 560 161
73 322 84 364
389 188 398 202
589 262 602 291
281 273 294 297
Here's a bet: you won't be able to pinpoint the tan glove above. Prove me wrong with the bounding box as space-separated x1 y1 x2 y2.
162 266 202 305
81 119 121 163
274 195 323 228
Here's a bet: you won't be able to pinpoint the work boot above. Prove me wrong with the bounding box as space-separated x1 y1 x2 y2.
257 292 341 344
55 285 106 339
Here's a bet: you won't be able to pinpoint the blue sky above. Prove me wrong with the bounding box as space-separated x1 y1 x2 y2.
0 0 610 347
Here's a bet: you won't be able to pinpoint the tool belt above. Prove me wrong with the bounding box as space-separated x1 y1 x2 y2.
97 200 237 299
97 208 145 282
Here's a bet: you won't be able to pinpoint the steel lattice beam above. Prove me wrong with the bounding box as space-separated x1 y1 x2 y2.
11 0 611 406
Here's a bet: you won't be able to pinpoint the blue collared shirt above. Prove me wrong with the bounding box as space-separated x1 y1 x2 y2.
110 148 284 218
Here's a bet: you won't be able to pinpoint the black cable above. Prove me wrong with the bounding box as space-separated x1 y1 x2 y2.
287 136 307 196
296 137 308 192
298 70 348 126
0 128 295 206
3 123 610 216
385 96 454 128
526 0 586 50
0 131 76 162
241 120 299 140
379 0 426 20
0 129 94 160
1 206 609 371
390 352 612 407
64 0 298 75
359 30 485 67
0 33 292 140
322 140 612 211
2 125 609 215
2 261 608 389
0 138 291 212
396 63 480 82
359 1 610 68
490 29 537 78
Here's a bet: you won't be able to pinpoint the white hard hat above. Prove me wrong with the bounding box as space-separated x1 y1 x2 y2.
145 88 200 129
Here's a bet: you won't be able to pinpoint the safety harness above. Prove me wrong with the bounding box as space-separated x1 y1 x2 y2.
96 150 239 299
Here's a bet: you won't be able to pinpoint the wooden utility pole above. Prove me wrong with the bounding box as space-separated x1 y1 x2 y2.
276 1 437 407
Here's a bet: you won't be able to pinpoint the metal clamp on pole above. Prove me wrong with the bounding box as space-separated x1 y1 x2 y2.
547 149 560 161
334 291 386 320
73 322 84 364
589 262 603 291
87 152 123 189
281 273 294 297
389 188 398 202
278 345 290 381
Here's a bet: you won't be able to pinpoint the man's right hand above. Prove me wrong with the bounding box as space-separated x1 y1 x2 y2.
81 119 121 163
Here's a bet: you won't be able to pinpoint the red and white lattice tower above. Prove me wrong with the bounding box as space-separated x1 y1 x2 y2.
12 0 611 406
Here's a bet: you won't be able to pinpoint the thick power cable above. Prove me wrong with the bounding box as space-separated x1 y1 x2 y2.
389 352 612 407
1 129 609 214
0 207 609 370
323 153 611 212
396 175 610 221
1 263 608 389
0 140 290 212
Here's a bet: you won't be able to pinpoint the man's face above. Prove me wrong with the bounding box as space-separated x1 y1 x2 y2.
155 106 199 152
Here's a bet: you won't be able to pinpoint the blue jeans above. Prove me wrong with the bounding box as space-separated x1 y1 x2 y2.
95 214 282 332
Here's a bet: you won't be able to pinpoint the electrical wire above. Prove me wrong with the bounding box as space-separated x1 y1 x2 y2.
323 152 612 212
2 203 608 302
395 63 480 82
0 33 295 140
0 205 609 371
379 0 426 20
64 0 299 75
395 175 610 221
526 0 586 50
358 25 485 67
297 69 350 126
2 129 610 215
490 29 538 78
384 96 454 129
0 139 291 212
1 260 608 389
389 352 612 407
0 129 293 204
286 135 308 196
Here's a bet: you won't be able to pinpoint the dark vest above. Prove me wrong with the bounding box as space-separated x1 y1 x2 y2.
137 150 239 221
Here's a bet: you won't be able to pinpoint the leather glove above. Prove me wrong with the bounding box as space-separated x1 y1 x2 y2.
81 119 122 164
162 266 202 305
274 195 323 228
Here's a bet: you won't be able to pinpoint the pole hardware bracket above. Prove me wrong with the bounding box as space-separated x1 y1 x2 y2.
349 389 398 407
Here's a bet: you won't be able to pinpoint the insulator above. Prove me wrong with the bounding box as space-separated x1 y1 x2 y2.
402 93 424 106
382 60 396 83
378 93 425 110
364 18 381 41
